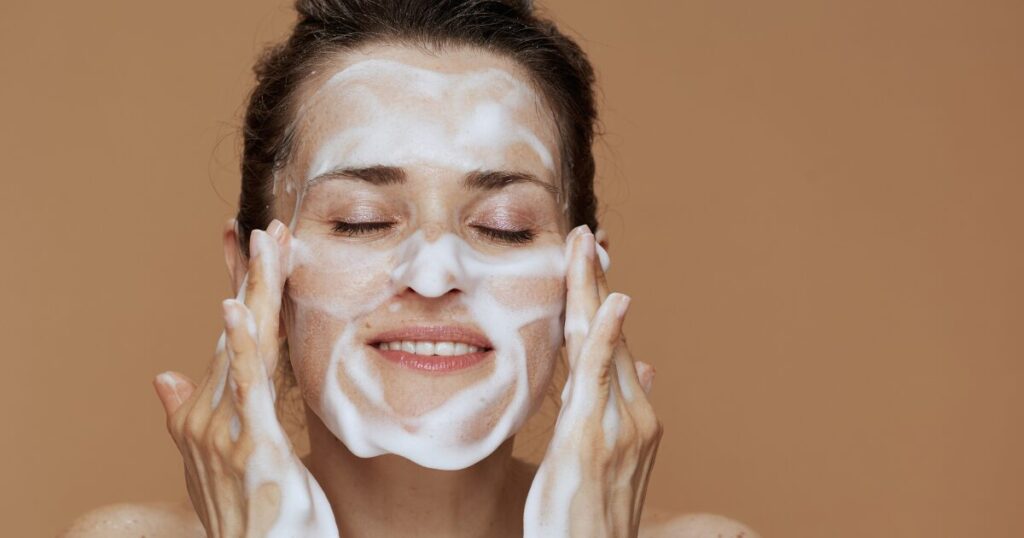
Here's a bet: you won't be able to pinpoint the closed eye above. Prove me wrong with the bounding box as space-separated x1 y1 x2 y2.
331 221 534 244
331 221 395 236
472 225 535 245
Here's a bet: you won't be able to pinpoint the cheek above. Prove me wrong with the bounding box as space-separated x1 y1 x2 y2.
283 246 396 399
288 252 393 311
486 274 566 385
486 274 567 311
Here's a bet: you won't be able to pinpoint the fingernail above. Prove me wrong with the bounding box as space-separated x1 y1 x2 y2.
615 293 631 318
155 372 176 391
155 372 181 406
267 220 285 242
569 224 589 240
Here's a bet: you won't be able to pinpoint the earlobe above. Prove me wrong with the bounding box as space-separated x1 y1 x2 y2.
222 218 247 295
594 227 610 253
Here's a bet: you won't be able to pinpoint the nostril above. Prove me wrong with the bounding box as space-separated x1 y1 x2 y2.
390 233 467 298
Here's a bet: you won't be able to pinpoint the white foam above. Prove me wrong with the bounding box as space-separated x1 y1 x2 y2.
291 230 566 470
286 59 556 192
225 308 338 537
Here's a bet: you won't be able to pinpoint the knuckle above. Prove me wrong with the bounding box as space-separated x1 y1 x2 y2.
635 408 661 439
209 426 233 455
231 377 253 403
183 413 207 442
618 416 638 441
645 418 665 442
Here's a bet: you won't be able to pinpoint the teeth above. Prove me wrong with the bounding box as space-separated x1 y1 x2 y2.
376 341 484 356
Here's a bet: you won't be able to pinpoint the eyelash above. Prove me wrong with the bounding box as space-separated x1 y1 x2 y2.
330 221 535 244
331 221 394 236
471 225 535 244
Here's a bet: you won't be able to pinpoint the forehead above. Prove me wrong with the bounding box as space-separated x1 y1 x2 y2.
286 44 561 185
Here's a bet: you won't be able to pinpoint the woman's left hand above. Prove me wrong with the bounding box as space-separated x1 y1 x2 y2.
524 225 662 538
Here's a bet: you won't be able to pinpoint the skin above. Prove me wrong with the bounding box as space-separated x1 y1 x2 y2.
59 44 759 538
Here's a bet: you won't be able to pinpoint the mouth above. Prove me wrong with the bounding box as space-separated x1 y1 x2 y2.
368 325 494 373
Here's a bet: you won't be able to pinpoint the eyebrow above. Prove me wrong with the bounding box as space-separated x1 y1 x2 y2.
306 166 559 197
306 165 406 187
464 170 559 197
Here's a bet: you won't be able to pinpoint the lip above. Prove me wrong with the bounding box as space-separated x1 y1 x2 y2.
368 325 494 373
373 348 493 372
368 325 493 350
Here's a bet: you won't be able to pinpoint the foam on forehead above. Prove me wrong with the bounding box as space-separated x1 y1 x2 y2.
295 58 556 184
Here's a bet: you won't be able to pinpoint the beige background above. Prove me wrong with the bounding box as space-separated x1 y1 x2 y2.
2 0 1022 536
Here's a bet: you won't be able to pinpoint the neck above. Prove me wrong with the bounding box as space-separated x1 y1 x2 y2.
303 405 529 538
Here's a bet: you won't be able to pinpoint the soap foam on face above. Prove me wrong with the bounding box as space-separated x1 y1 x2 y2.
280 56 571 470
290 232 567 470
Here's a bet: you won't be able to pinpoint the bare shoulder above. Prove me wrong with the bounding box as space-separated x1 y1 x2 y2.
59 499 204 538
640 506 759 538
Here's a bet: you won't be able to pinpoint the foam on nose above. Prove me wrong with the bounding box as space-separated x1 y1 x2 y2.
390 233 469 298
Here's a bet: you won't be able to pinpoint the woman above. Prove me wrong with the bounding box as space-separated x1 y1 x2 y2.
64 1 756 536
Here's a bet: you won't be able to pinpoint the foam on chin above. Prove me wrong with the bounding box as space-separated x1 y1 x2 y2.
277 55 609 470
289 231 567 470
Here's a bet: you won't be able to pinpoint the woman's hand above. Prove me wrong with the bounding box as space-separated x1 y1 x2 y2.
151 221 339 538
524 225 662 538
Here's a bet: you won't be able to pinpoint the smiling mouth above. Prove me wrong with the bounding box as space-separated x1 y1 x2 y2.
368 326 494 372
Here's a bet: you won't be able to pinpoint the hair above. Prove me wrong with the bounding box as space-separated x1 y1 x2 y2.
235 0 599 452
236 0 599 254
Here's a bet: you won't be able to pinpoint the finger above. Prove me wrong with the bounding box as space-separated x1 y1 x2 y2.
635 360 655 394
207 333 232 410
223 299 284 440
565 225 601 366
223 299 267 403
576 293 631 402
267 219 293 279
153 371 197 417
268 219 294 341
243 228 283 375
589 254 643 399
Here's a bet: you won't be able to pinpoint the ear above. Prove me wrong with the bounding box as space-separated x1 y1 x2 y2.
594 227 610 253
222 218 247 296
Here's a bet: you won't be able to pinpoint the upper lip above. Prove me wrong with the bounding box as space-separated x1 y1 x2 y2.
368 325 494 350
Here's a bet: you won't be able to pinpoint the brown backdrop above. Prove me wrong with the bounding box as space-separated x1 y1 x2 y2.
2 1 1022 536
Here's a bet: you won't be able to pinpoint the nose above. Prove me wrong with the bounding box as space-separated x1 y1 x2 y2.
390 233 468 298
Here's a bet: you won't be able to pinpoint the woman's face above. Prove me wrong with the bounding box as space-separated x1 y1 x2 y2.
275 44 569 470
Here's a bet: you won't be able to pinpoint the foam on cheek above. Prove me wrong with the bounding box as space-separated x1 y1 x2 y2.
287 231 566 470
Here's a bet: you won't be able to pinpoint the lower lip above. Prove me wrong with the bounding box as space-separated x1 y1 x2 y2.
373 348 492 372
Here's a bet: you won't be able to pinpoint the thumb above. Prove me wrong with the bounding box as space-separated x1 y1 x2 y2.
152 371 197 417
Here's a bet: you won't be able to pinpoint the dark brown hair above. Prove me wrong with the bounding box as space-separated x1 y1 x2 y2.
236 0 599 254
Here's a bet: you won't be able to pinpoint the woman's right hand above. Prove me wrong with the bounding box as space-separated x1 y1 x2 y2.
152 221 339 538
